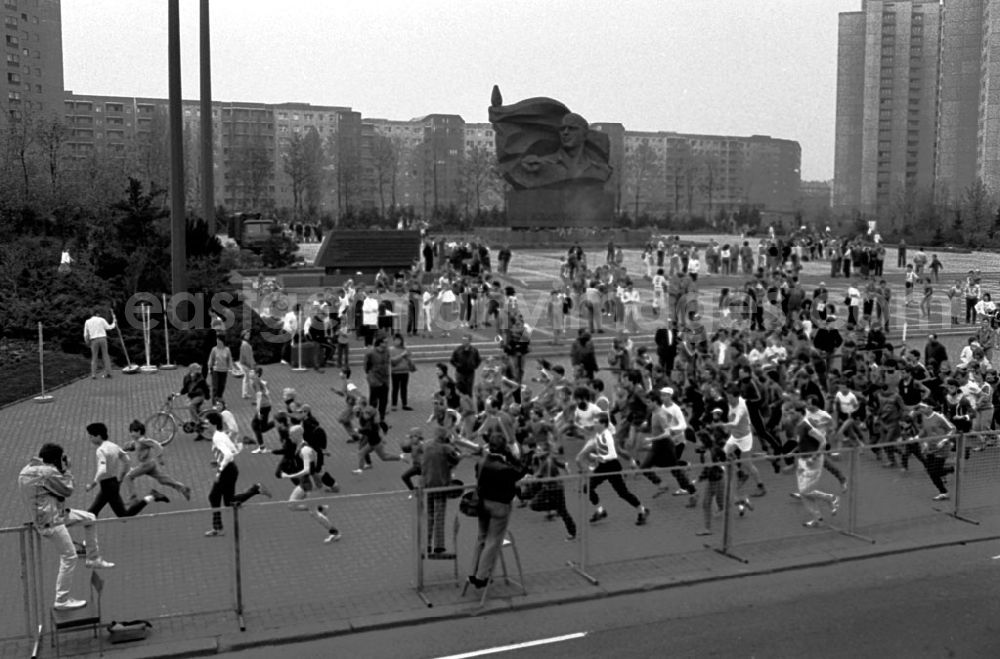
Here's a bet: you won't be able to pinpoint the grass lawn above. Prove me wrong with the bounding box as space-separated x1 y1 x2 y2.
0 350 90 408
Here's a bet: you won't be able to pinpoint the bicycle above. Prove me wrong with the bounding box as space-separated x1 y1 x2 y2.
145 394 212 446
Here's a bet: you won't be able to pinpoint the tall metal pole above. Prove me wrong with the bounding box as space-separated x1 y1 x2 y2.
200 0 215 234
168 0 187 294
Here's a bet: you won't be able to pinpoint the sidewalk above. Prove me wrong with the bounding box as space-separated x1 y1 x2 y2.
5 504 997 658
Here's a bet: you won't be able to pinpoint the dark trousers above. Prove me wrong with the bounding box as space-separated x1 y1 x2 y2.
251 406 272 446
369 384 389 420
640 438 695 493
391 373 409 407
211 371 227 399
530 484 577 537
966 298 978 324
924 452 950 494
401 464 421 490
589 460 640 508
209 463 260 530
336 342 349 367
88 478 147 518
455 372 475 397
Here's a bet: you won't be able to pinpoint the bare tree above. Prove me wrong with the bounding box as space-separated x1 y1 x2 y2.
370 133 397 215
34 116 68 197
230 132 273 211
697 154 720 221
624 141 659 219
302 127 325 217
460 143 498 218
325 130 362 219
283 132 308 218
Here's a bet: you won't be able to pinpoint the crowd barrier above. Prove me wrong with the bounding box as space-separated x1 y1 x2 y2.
3 432 999 653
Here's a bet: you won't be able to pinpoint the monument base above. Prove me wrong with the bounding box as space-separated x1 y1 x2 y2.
506 185 614 229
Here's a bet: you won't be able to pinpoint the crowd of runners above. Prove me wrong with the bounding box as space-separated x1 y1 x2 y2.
20 229 1000 607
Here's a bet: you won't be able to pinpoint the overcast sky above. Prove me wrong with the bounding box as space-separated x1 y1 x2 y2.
62 0 861 181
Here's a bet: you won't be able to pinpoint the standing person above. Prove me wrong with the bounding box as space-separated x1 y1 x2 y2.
83 308 116 379
122 419 192 501
389 333 414 411
467 434 527 590
948 279 964 326
965 274 981 324
203 411 271 537
85 422 168 518
361 290 380 346
206 333 233 401
576 413 650 526
450 333 482 397
364 336 391 423
277 425 341 544
497 245 512 274
237 330 256 399
421 426 461 554
897 239 907 268
929 254 943 282
18 442 115 610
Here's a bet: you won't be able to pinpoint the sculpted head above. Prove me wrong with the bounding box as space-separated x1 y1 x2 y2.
559 112 588 150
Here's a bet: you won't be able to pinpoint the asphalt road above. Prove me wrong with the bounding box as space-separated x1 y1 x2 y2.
224 541 1000 659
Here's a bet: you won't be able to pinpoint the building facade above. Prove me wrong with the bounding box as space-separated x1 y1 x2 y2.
834 0 942 215
2 0 62 120
601 128 801 219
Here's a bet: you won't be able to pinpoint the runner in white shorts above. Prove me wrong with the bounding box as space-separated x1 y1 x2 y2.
722 387 766 513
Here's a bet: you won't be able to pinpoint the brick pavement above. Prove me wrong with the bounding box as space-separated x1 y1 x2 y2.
2 243 997 656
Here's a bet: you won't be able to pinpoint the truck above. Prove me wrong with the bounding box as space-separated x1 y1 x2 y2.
227 213 279 253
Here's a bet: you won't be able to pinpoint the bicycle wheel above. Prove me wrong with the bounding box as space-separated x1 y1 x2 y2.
146 413 177 446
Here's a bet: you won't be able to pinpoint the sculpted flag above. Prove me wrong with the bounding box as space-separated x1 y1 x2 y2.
489 86 611 190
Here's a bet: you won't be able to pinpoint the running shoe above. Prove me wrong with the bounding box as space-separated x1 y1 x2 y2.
324 531 342 544
830 496 840 516
635 506 649 526
84 558 115 569
149 489 170 503
255 483 272 498
204 529 224 537
589 507 608 523
53 598 87 610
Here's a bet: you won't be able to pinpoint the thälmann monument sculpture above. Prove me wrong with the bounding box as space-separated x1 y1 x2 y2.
489 86 615 228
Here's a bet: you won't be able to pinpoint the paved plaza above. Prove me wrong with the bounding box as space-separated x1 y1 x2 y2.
3 241 1000 657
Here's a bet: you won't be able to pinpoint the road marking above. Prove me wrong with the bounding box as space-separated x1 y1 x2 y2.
431 632 588 659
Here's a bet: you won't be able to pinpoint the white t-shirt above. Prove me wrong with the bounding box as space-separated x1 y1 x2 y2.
662 402 688 435
362 297 380 326
688 258 701 274
835 390 859 415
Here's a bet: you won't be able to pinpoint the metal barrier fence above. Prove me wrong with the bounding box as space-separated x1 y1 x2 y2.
4 432 1000 652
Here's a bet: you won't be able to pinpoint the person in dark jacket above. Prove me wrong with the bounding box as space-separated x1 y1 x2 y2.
450 334 482 396
570 330 598 380
364 337 391 423
467 435 526 589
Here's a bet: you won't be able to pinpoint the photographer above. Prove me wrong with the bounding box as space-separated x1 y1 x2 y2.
468 434 527 590
18 443 115 611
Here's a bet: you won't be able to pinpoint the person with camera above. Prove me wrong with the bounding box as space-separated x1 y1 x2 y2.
467 434 527 590
19 442 115 610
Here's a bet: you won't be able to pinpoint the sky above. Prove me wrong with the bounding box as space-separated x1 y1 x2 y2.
61 0 862 181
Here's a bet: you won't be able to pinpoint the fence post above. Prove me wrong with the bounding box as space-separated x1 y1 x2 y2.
19 526 31 639
836 445 874 543
28 525 43 658
232 505 246 631
713 461 746 563
414 487 429 606
951 432 980 525
568 472 598 585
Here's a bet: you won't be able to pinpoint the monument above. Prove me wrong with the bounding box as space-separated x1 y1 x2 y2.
489 86 615 228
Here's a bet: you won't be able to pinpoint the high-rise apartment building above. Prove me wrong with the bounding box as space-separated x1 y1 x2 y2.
834 0 942 214
936 0 1000 198
2 0 62 120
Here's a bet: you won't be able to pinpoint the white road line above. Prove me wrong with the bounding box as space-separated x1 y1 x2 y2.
431 632 588 659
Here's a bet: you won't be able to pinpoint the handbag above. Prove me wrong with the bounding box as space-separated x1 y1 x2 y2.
459 489 482 516
107 620 151 644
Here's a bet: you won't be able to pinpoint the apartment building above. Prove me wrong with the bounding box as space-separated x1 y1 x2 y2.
2 0 62 119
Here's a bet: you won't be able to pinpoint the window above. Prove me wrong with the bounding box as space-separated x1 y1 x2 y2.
5 34 18 46
8 90 20 103
33 83 39 93
4 0 17 9
5 53 17 66
4 16 17 28
6 72 18 83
